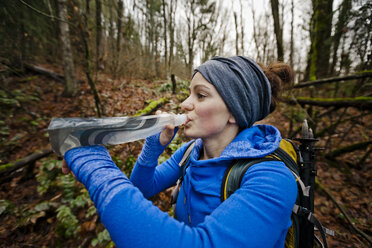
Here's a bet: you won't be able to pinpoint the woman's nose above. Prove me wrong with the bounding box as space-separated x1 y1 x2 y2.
181 96 193 111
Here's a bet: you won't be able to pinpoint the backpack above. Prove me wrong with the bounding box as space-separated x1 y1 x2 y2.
171 120 334 248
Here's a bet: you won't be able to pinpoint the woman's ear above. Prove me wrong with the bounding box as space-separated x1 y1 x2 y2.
228 114 236 124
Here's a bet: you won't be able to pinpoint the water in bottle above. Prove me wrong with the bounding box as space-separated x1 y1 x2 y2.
47 114 187 156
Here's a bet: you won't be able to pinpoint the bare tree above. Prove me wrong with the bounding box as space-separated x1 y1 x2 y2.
168 0 178 73
115 0 123 78
95 0 103 71
162 0 168 74
290 0 295 68
57 0 77 97
183 0 216 74
234 12 239 55
270 0 284 61
239 0 245 54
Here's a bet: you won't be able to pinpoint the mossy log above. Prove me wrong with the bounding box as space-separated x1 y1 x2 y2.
0 148 52 177
283 97 372 110
135 97 169 116
291 71 372 89
325 140 372 160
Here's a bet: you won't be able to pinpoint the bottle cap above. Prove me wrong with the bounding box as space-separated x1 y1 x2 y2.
174 114 187 126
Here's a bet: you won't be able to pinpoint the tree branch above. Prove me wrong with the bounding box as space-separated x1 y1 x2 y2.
291 71 372 89
0 148 53 177
283 97 372 110
325 140 372 159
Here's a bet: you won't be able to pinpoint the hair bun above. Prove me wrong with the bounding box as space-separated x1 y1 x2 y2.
258 62 294 113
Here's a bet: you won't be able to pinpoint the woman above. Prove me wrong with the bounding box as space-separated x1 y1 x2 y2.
63 56 297 247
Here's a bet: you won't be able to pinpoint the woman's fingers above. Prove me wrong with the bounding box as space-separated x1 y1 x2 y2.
62 159 70 174
156 110 176 146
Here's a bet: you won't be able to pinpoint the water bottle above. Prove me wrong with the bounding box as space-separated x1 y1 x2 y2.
47 114 187 156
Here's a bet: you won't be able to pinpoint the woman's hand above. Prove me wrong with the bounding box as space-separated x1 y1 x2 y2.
62 159 75 177
156 110 176 146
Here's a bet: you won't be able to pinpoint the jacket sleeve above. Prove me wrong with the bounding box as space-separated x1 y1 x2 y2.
129 133 191 198
65 146 297 248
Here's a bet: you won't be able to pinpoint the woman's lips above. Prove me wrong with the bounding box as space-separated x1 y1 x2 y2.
185 116 191 125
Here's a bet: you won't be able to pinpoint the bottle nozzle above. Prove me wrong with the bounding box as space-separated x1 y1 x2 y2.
174 114 187 126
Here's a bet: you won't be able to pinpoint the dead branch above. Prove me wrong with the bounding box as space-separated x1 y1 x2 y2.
325 140 372 160
316 113 365 138
24 64 64 82
316 179 372 245
0 148 53 177
171 74 176 94
357 147 372 166
283 97 372 110
291 71 372 89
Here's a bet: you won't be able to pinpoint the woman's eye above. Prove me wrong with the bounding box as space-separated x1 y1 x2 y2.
197 93 206 99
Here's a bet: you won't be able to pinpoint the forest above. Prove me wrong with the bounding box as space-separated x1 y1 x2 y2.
0 0 371 247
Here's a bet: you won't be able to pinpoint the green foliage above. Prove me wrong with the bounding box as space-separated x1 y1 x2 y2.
36 158 61 195
35 156 96 241
124 155 136 177
158 80 190 93
18 201 59 227
56 205 80 238
0 0 59 62
70 189 91 209
86 205 97 218
0 199 14 216
57 173 78 200
0 88 40 110
159 133 187 164
91 229 113 247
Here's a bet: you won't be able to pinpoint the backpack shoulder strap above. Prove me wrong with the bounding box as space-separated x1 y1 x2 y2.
221 139 301 202
171 141 195 206
179 141 195 180
220 158 279 202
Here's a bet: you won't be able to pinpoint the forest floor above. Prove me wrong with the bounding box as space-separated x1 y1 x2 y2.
0 64 370 247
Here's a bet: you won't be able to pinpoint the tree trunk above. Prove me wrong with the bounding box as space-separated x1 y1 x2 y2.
234 12 239 55
330 0 352 75
85 0 90 27
57 0 77 97
116 0 123 78
95 0 103 71
168 0 177 73
290 0 294 68
251 6 260 61
239 0 244 54
168 0 176 72
162 0 168 74
270 0 283 61
308 0 334 79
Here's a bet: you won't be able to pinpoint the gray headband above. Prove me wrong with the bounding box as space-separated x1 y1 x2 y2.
193 56 271 129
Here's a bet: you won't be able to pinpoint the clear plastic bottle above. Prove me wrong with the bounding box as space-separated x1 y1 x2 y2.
47 114 187 156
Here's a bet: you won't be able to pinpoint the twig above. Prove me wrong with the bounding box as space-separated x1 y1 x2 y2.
18 0 72 24
316 179 372 245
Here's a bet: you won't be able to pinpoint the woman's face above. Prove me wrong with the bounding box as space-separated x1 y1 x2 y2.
181 72 236 139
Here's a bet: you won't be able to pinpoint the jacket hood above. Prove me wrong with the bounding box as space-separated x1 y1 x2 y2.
190 124 281 162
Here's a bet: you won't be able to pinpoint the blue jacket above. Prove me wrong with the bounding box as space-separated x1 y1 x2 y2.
65 125 297 248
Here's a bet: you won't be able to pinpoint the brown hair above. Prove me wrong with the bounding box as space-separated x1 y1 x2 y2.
258 62 294 113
